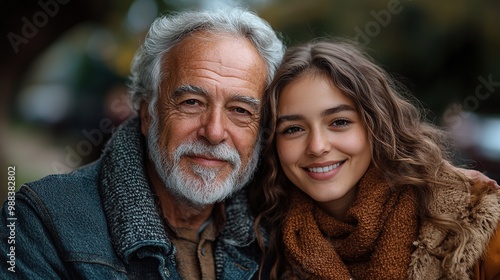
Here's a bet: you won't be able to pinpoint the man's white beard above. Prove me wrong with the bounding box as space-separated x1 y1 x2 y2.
147 114 260 208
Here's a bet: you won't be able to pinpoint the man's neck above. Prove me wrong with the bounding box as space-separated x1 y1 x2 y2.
147 160 214 231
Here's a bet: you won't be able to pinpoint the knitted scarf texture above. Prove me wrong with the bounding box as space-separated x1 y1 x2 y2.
282 167 419 279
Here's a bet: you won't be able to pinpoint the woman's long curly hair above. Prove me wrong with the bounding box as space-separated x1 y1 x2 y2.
250 38 469 279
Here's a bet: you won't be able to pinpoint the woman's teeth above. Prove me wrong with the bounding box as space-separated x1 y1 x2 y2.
307 162 342 173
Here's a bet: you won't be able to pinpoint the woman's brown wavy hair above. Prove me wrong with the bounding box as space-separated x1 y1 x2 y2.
250 38 469 279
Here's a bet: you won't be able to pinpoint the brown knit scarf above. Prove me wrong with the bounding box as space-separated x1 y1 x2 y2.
282 167 419 279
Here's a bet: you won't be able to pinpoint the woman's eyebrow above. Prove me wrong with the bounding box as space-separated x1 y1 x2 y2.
320 104 356 117
277 114 303 125
277 104 356 125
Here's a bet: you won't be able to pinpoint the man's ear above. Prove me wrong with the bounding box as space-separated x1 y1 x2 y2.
140 102 150 136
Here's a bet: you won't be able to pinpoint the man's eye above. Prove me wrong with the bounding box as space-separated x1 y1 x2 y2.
228 106 258 126
176 98 204 114
233 107 250 115
182 99 199 106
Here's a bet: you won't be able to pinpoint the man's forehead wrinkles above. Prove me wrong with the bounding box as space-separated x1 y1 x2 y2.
182 71 260 91
191 59 255 72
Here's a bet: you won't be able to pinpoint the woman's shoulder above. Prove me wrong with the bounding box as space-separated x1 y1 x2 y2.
429 168 500 219
475 220 500 280
409 171 500 278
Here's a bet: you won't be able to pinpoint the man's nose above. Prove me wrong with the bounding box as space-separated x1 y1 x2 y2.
198 108 228 145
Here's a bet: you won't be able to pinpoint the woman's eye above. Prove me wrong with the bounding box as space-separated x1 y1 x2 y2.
281 126 303 135
331 119 351 127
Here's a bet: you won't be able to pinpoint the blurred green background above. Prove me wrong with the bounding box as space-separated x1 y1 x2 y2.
1 0 500 203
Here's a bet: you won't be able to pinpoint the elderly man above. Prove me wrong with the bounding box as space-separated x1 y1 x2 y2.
0 8 284 279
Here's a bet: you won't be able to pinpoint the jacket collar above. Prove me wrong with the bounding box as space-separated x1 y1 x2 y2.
98 117 256 262
98 117 171 262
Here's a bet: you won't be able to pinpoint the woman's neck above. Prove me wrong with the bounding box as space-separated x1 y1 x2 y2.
318 184 359 221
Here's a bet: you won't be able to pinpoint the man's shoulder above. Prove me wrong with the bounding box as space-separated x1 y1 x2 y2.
16 160 104 216
4 160 125 273
21 160 101 198
14 159 110 232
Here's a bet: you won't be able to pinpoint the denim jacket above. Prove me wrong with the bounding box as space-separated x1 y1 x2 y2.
0 117 265 279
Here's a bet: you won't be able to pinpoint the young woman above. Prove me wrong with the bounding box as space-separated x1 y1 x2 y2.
252 39 500 279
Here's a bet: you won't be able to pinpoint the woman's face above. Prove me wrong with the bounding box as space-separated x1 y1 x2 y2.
275 73 372 217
